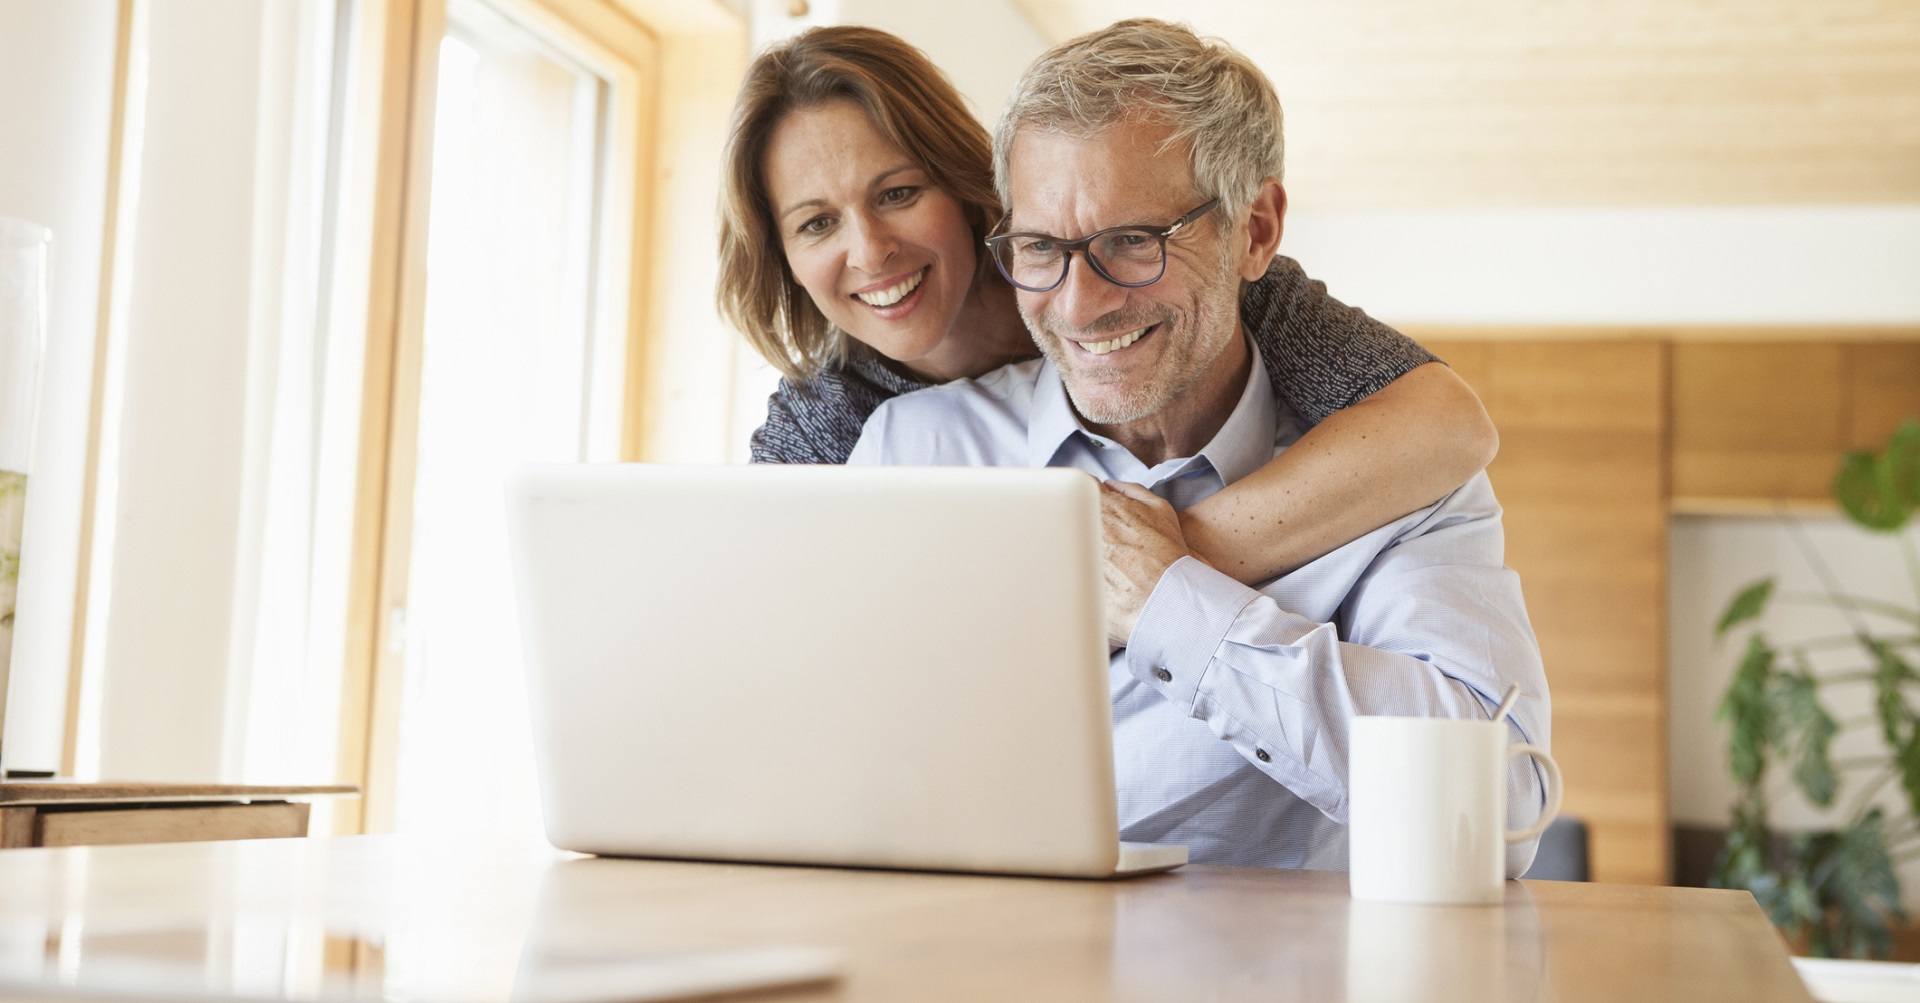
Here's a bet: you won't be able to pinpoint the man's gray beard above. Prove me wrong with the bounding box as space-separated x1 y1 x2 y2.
1021 269 1242 427
1027 305 1169 425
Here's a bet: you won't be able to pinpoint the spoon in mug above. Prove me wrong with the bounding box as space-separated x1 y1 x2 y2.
1492 684 1521 725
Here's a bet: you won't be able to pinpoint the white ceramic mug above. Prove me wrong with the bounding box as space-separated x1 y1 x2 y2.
1347 716 1564 905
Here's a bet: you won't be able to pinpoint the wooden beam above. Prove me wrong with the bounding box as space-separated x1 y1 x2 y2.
334 0 438 835
62 0 146 778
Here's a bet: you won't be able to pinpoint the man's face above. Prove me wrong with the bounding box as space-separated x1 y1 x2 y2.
1003 119 1244 426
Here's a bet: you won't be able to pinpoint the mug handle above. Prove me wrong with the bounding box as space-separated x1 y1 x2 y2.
1504 744 1564 844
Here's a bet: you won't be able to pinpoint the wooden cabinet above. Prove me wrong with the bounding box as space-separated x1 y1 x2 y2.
0 782 355 849
1672 339 1920 506
1415 332 1920 885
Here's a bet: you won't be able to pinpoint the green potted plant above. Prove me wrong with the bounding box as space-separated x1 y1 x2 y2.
1711 418 1920 958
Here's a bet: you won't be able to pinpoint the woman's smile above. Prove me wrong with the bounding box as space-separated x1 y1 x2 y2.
851 265 930 317
764 100 985 381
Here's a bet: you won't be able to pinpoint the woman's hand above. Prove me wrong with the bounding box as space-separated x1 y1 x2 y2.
1098 481 1192 647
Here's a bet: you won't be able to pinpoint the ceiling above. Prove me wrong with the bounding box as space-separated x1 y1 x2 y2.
1011 0 1920 208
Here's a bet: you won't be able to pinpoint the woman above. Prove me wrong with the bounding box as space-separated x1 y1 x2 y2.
717 26 1495 584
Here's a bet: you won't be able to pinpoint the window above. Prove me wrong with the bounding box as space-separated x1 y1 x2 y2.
383 0 623 839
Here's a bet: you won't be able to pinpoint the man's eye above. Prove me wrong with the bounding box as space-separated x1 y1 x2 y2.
1017 238 1056 256
1110 233 1152 249
880 186 920 206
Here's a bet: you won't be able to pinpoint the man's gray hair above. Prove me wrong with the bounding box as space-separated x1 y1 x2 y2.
993 18 1284 223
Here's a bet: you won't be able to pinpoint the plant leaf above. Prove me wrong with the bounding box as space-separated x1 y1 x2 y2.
1711 800 1771 892
1900 732 1920 821
1828 810 1904 958
1787 871 1825 954
1719 634 1777 787
1772 667 1839 807
1717 578 1776 637
1885 419 1920 509
1870 639 1916 749
1833 419 1920 532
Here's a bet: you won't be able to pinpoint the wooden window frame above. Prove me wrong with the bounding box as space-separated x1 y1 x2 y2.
328 0 742 834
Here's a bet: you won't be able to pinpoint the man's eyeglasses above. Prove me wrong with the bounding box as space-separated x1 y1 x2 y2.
984 197 1221 293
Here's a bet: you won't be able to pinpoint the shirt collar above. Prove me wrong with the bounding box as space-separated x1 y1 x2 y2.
1025 358 1084 467
1025 334 1276 486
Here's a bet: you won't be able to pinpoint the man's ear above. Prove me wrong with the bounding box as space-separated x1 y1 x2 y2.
1237 178 1286 281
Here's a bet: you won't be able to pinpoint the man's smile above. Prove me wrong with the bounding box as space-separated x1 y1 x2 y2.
1067 321 1162 360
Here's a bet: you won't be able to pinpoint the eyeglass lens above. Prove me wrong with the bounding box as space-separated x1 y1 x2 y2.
996 228 1166 292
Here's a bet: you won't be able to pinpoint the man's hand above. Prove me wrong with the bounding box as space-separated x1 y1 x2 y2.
1099 480 1192 647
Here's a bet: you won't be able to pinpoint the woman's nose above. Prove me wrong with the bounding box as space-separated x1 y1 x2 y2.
844 212 899 274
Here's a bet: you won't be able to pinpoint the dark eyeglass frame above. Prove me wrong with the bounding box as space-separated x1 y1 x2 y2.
983 197 1222 293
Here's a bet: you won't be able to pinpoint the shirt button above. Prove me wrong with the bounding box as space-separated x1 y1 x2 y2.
1152 667 1172 683
1255 748 1271 763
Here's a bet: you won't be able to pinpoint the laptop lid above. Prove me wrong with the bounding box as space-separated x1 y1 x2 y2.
505 463 1124 876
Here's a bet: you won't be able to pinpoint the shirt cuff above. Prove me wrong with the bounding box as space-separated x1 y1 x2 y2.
1124 555 1263 712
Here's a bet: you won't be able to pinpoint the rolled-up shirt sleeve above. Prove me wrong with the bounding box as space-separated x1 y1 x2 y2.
1122 484 1552 878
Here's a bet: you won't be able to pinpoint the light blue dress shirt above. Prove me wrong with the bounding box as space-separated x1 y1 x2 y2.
848 350 1552 876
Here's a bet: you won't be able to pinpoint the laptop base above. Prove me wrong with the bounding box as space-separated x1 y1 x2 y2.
1115 841 1188 876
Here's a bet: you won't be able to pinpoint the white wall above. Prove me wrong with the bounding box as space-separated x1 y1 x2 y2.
829 0 1044 126
1284 206 1920 326
90 1 272 780
0 0 117 773
746 0 1043 122
1671 517 1920 898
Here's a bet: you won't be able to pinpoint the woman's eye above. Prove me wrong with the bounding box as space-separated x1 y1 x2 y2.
880 186 920 206
797 215 833 236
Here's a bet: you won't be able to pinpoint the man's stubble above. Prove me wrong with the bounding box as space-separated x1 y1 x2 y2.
1019 234 1243 427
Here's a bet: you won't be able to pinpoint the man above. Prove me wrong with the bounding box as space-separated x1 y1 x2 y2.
849 19 1551 875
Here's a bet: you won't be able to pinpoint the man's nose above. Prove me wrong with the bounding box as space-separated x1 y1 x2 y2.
845 211 898 274
1053 252 1128 333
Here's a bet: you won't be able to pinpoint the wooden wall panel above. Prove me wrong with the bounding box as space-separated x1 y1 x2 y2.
1427 338 1670 885
1671 343 1845 501
1848 342 1920 450
1425 333 1917 885
1673 341 1920 506
1378 334 1920 885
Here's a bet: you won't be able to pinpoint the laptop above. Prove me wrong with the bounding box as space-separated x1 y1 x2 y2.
503 463 1187 878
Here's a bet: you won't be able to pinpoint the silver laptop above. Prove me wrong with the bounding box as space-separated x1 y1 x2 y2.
504 463 1186 878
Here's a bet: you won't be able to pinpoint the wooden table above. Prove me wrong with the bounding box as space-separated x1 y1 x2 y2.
0 780 357 848
0 835 1810 1002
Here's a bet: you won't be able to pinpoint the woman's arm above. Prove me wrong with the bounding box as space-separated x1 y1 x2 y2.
1183 361 1498 584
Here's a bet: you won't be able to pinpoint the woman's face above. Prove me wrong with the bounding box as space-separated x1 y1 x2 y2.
762 100 980 379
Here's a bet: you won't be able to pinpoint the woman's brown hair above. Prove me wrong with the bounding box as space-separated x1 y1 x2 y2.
716 26 1000 382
